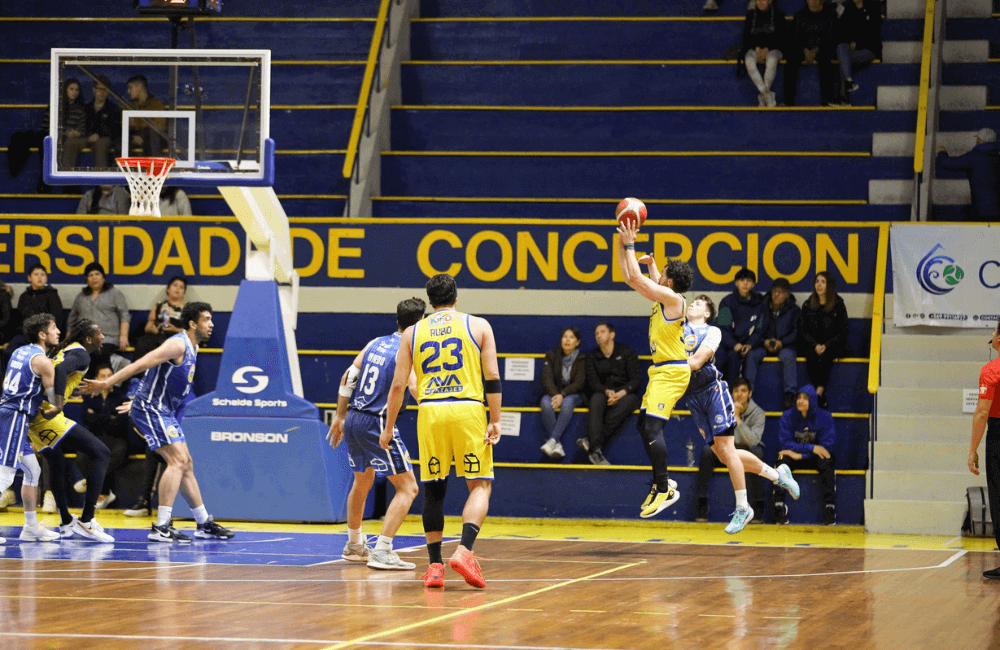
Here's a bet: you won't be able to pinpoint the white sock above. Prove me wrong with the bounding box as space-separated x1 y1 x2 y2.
735 489 749 509
192 504 209 525
348 526 363 545
759 465 780 482
375 535 393 552
157 505 173 527
24 510 38 527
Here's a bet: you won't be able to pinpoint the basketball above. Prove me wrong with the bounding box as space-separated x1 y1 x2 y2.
616 197 647 229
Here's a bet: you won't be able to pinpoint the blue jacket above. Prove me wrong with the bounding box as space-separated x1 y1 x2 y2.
778 384 835 459
748 292 799 350
937 143 1000 219
716 290 763 350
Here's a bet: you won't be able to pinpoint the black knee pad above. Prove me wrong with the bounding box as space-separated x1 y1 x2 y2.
422 478 448 533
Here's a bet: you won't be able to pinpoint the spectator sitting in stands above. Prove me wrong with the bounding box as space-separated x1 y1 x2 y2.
54 77 89 172
0 281 15 358
695 377 766 522
5 264 61 368
745 277 800 410
126 75 167 156
134 276 187 359
835 0 882 106
67 262 130 372
715 267 763 385
936 128 1000 222
577 322 641 465
76 364 130 510
797 271 848 410
84 75 122 169
77 185 130 216
741 0 787 108
783 0 839 107
159 187 192 217
774 383 837 525
540 326 587 460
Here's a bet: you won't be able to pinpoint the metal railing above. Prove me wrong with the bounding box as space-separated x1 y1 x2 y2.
912 0 947 221
342 0 395 212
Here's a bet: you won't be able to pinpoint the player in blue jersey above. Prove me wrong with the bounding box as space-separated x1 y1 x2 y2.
327 298 426 570
683 294 799 533
0 313 64 543
81 302 234 543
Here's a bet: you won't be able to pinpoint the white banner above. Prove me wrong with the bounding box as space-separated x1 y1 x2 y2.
891 225 1000 328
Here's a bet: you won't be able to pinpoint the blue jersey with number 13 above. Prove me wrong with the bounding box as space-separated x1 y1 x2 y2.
351 332 403 415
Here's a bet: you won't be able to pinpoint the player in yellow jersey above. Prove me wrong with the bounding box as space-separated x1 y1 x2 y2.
29 318 116 542
381 274 502 589
617 220 694 519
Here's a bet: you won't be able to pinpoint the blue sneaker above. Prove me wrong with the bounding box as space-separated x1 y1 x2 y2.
725 506 754 534
776 464 800 500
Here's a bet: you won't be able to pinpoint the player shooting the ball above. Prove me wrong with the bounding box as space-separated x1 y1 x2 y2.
616 218 692 518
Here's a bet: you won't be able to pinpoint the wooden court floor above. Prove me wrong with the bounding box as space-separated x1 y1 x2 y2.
1 512 999 650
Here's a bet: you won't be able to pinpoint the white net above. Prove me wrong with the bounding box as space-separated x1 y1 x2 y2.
115 157 176 218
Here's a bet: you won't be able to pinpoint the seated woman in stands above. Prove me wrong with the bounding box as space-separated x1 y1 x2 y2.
539 326 587 459
740 0 787 107
797 272 848 410
134 275 187 359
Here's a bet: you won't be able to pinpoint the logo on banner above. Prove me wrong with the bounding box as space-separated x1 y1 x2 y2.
917 244 965 295
232 366 270 394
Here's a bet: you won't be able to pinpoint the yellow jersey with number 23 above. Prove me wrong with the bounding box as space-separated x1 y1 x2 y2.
412 309 484 405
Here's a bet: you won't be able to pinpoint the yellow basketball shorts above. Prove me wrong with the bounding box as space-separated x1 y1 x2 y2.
28 412 74 452
641 364 691 422
416 401 494 482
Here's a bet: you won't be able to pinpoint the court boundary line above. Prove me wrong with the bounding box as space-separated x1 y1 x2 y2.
317 560 644 650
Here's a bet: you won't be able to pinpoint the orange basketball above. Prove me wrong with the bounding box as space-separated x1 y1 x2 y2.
615 197 647 229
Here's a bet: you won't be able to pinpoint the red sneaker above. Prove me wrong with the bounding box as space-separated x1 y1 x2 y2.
448 549 486 588
422 562 445 588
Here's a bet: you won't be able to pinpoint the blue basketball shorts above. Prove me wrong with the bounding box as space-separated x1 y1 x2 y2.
344 409 412 476
129 400 185 451
686 379 736 446
0 408 35 469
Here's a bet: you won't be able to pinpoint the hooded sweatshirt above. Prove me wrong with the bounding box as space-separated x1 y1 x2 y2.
777 384 835 459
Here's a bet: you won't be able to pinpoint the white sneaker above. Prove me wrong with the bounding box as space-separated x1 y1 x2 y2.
0 535 6 544
758 93 765 107
342 540 372 562
73 479 87 494
72 518 115 543
60 515 79 538
42 491 57 514
703 0 719 11
95 490 115 510
540 438 559 457
766 91 777 107
367 548 416 570
19 525 61 542
0 488 15 509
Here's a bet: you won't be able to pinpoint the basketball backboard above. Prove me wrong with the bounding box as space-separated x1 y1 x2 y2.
44 48 273 187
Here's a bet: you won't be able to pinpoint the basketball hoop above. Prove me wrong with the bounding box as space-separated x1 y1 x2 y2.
115 156 176 218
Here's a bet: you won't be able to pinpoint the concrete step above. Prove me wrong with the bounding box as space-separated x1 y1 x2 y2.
864 498 968 535
876 414 972 444
878 85 986 111
881 334 992 361
882 360 983 388
874 441 973 472
878 386 970 416
869 179 913 205
881 41 989 64
888 0 991 19
932 178 972 205
870 469 987 501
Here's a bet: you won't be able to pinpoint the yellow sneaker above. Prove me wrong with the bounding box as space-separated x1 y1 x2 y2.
640 479 678 510
639 485 680 519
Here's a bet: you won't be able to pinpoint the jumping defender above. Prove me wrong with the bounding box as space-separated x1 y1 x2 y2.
682 294 800 533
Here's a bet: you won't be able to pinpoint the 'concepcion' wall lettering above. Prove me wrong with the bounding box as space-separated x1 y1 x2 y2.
0 221 873 292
